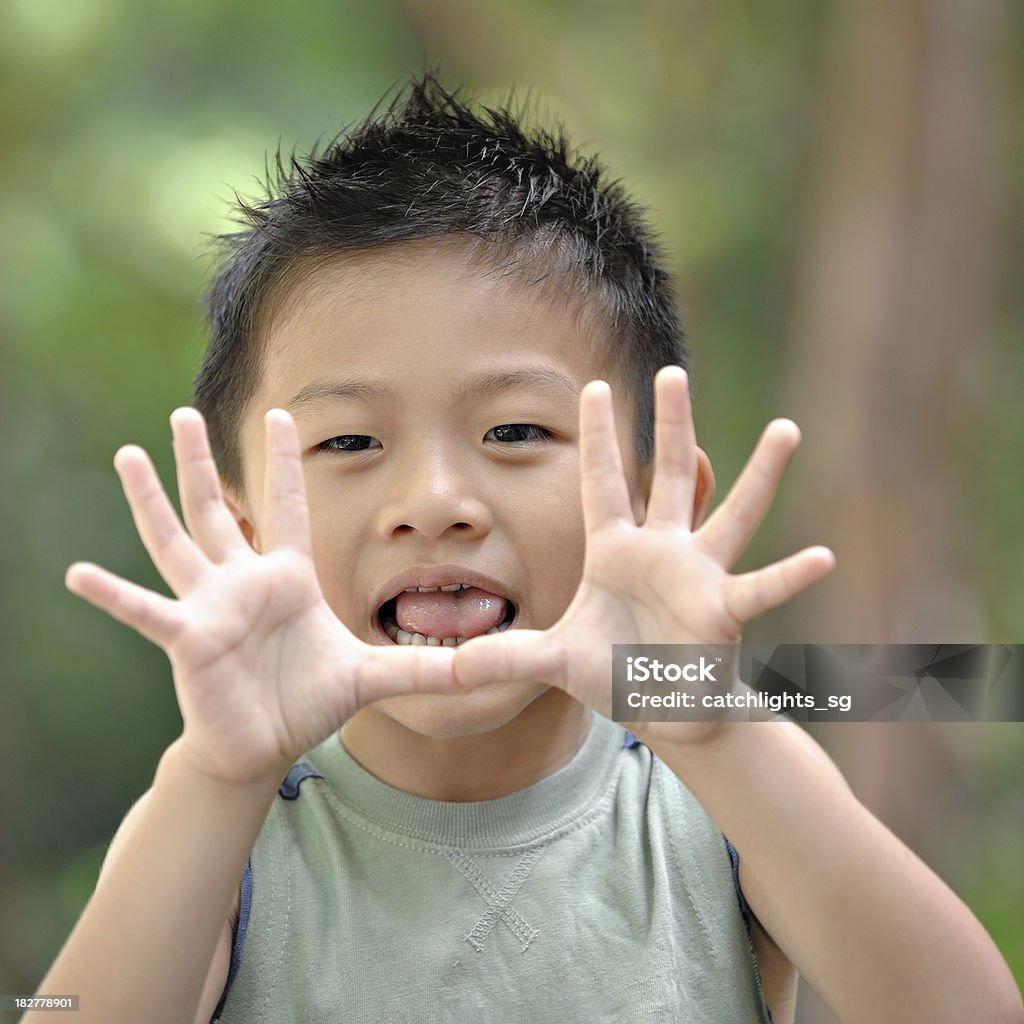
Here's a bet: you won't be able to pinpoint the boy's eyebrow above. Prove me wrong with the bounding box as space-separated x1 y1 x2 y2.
458 367 580 400
286 366 580 412
287 377 392 410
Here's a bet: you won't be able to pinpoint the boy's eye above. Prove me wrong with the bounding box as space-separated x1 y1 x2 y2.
485 424 552 444
315 435 382 453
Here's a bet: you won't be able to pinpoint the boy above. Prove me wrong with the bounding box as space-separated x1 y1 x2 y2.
29 74 1021 1023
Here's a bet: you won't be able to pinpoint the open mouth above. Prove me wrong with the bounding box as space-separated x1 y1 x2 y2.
377 584 517 647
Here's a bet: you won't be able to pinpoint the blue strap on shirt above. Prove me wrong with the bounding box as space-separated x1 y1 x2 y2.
210 760 323 1022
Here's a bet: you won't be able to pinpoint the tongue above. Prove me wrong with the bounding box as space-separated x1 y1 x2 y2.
394 587 508 639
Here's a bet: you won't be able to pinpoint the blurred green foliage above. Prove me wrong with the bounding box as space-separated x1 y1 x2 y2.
1 0 1021 1003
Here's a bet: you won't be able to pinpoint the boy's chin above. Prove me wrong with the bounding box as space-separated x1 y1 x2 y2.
363 680 552 740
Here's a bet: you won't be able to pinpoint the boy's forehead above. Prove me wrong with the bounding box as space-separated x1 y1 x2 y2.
254 243 615 402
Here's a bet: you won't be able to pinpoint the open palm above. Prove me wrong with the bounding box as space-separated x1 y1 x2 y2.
66 409 461 785
453 368 835 729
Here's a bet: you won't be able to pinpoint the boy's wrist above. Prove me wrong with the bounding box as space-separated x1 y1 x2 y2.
633 719 793 784
160 735 291 798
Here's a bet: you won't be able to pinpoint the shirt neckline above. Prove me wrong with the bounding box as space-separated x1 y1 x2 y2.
304 710 625 849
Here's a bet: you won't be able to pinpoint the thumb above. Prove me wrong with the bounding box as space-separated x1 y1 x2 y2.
453 627 566 691
354 643 460 709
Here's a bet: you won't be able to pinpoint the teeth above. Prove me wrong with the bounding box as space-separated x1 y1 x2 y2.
389 628 512 647
485 622 514 635
404 583 473 593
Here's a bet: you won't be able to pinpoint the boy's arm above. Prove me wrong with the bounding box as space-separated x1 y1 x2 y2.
452 368 1023 1022
646 721 1024 1024
88 783 236 1024
23 739 276 1024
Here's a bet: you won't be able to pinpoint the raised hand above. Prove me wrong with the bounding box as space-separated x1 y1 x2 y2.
452 367 835 732
66 409 461 785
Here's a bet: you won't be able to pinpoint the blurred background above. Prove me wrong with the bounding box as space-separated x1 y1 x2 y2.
0 1 1021 1019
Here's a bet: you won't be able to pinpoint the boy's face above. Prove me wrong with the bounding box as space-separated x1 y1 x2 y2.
229 243 651 739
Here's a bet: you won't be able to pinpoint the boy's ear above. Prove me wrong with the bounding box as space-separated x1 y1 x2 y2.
691 447 716 528
633 447 716 528
221 483 262 553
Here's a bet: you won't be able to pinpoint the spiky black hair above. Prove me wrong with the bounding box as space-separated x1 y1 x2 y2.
195 70 688 487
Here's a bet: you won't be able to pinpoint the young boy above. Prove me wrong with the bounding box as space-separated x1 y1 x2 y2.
29 74 1021 1024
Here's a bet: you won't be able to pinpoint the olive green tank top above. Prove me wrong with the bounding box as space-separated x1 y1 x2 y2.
213 711 771 1023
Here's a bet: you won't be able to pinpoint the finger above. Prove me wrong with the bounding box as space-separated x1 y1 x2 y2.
645 367 697 529
451 628 566 691
171 409 251 562
262 409 313 555
725 545 836 624
66 562 184 648
115 445 208 595
698 419 801 569
579 380 634 531
353 644 460 707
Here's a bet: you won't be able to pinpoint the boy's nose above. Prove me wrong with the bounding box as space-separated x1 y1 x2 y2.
374 448 493 542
